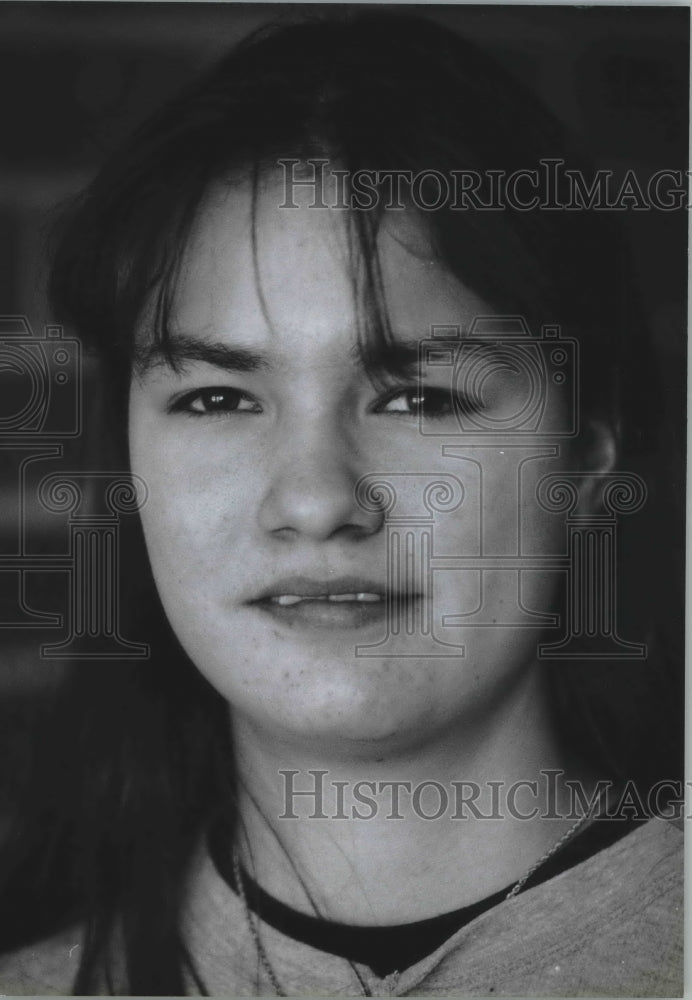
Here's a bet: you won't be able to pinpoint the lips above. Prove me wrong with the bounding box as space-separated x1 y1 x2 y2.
248 576 419 630
272 592 382 606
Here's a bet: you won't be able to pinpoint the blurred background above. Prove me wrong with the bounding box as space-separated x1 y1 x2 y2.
0 3 688 816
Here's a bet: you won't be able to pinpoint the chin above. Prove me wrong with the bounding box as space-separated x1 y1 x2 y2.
226 668 463 757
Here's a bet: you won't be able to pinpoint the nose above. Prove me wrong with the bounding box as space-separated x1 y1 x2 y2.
258 425 384 542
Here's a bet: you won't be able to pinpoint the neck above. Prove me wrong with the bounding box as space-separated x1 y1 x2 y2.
228 666 592 925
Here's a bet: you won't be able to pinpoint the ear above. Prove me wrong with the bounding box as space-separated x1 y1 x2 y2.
575 418 619 517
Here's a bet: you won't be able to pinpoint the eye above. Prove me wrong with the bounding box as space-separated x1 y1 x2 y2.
377 386 456 419
169 387 262 416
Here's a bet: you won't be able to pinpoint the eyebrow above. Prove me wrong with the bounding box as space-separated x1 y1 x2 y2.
361 341 421 377
133 333 474 379
361 338 476 377
134 334 271 376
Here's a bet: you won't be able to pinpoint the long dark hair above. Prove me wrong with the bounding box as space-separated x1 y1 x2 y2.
0 10 682 994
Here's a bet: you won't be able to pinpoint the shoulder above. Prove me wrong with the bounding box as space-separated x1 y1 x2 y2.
522 816 684 983
589 813 683 902
0 926 83 996
423 818 683 997
591 810 682 867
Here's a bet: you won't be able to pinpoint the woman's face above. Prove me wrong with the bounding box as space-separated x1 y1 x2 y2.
129 177 571 754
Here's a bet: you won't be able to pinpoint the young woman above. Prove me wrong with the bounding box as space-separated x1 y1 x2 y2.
0 10 683 997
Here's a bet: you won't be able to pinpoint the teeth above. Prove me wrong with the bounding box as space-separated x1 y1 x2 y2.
271 592 382 605
329 592 382 603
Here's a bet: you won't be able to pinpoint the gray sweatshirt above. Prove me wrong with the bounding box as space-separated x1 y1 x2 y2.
0 816 682 997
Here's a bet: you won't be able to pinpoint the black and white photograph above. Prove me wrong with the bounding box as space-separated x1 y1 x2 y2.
0 3 687 996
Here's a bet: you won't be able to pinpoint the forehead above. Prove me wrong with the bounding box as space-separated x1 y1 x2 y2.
168 176 489 359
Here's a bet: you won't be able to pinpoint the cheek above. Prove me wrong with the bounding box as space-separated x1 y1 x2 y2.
429 449 566 628
435 451 566 549
137 481 249 618
129 436 218 606
130 416 254 550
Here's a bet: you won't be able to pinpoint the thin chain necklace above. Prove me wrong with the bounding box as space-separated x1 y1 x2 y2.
232 800 600 997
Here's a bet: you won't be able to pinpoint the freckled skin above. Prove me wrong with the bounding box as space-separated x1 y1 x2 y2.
129 177 571 760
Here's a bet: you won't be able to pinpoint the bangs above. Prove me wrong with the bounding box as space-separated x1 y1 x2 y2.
126 161 400 383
